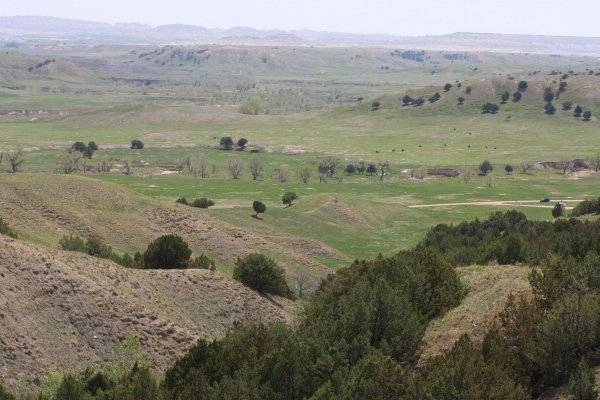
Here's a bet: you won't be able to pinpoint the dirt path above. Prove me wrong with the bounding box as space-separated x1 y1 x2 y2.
409 200 582 210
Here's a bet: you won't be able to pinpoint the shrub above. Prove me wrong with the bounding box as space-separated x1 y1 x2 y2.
518 81 528 91
583 111 592 121
282 192 298 207
481 103 499 114
85 236 113 258
175 197 188 205
219 136 234 150
444 83 452 92
505 164 513 174
142 234 192 269
0 218 18 238
59 235 87 252
233 253 293 298
188 253 216 271
479 160 493 176
562 101 573 111
191 198 215 208
574 105 583 117
0 383 16 400
371 101 380 111
237 138 248 149
71 142 87 152
253 201 266 217
87 141 98 151
512 91 522 102
552 203 565 218
130 139 144 150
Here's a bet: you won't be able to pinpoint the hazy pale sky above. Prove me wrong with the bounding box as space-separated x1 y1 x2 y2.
3 0 600 37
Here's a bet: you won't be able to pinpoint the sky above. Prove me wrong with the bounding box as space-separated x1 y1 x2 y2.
3 0 600 37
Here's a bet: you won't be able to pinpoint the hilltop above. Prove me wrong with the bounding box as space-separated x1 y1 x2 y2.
2 16 600 54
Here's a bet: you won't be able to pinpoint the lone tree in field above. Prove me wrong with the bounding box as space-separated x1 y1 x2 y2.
6 149 24 173
574 105 583 117
402 95 413 105
583 111 592 121
237 138 248 150
220 136 234 150
479 160 493 176
228 158 243 179
378 161 390 181
505 164 513 174
142 234 192 269
443 83 452 92
57 151 81 174
252 201 266 218
457 96 465 105
247 156 263 180
282 192 298 207
233 253 293 298
130 139 144 149
299 166 312 183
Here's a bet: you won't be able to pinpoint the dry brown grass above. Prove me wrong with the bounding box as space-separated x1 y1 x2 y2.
419 264 531 362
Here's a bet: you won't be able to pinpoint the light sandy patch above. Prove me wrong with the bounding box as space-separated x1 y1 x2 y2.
409 200 583 210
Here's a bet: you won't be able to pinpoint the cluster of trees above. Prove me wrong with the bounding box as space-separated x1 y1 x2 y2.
402 95 425 106
59 234 216 271
59 235 134 267
219 137 248 151
8 209 600 398
71 141 98 159
571 196 600 217
175 197 215 209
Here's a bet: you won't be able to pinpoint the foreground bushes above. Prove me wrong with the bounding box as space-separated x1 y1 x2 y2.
59 235 133 267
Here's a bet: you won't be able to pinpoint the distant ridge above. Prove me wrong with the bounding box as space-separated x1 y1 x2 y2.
1 16 600 54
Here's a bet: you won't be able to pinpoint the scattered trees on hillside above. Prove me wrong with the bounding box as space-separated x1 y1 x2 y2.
282 192 298 207
233 253 293 298
500 91 509 104
59 235 132 267
481 103 499 114
191 198 215 208
465 86 472 94
562 101 573 111
252 200 266 218
583 111 592 121
367 163 377 176
444 83 452 92
371 101 380 111
505 164 513 174
413 97 425 106
457 96 465 105
402 95 413 105
130 139 144 150
479 160 493 176
142 234 191 269
512 91 522 102
574 105 583 117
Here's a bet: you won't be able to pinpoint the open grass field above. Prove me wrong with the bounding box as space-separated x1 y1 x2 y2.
1 43 600 274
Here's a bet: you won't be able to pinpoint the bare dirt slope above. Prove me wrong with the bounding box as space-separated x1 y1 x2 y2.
0 235 297 393
420 264 531 362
